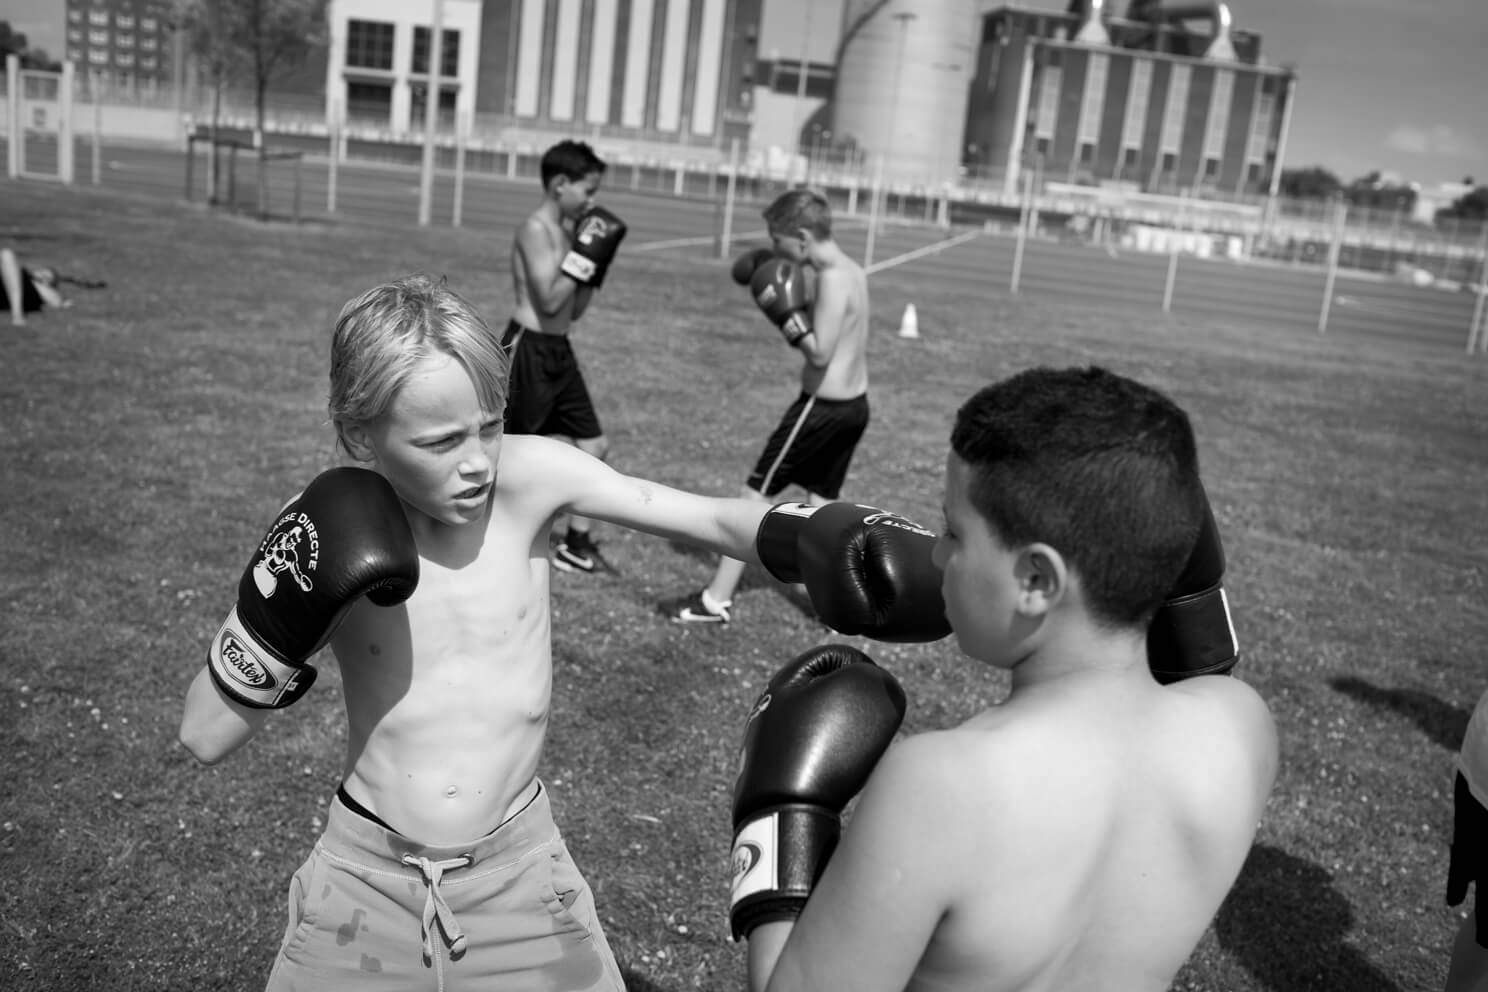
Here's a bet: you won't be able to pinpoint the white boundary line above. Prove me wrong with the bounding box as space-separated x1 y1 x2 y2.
630 228 768 253
865 230 980 275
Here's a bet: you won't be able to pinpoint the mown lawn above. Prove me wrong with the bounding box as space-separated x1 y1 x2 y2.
1 177 1484 991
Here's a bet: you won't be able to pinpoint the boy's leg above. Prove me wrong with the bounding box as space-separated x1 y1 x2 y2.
1446 910 1488 992
550 362 608 573
2 249 25 326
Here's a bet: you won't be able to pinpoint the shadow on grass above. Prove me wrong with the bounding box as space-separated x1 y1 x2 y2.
1330 675 1470 752
1216 844 1400 992
621 966 669 991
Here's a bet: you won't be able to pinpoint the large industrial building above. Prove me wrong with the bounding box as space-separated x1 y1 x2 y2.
141 0 1292 198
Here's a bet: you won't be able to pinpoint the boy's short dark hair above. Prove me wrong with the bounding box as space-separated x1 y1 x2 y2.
950 366 1204 628
763 187 832 240
541 140 606 188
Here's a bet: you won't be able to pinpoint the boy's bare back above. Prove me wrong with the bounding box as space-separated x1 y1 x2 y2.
798 666 1277 992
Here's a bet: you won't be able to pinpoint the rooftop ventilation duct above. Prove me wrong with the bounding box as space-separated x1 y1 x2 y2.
1125 0 1237 60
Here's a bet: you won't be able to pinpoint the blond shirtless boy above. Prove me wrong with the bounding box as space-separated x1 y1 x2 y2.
667 188 871 624
179 274 944 991
735 366 1280 992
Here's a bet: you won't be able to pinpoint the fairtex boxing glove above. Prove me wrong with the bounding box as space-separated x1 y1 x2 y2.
729 645 906 941
756 502 953 643
749 256 813 347
1147 484 1238 683
562 204 628 288
207 468 419 709
731 247 776 287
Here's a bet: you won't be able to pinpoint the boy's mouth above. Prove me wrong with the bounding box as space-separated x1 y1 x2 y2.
454 482 489 500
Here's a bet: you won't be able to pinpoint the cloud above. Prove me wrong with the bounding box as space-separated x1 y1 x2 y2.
1384 124 1481 159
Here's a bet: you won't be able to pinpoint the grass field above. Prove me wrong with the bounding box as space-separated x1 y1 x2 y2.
2 176 1486 992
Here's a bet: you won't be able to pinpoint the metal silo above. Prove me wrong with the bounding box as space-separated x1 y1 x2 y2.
832 0 980 184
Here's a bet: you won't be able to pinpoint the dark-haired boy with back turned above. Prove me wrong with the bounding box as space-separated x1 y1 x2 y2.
732 366 1279 992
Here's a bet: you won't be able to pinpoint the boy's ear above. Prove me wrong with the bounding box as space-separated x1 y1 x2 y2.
339 422 376 463
1016 543 1068 616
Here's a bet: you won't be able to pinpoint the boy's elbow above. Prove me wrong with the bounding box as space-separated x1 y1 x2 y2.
178 718 236 766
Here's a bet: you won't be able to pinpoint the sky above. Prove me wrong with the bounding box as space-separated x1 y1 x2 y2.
6 0 1484 186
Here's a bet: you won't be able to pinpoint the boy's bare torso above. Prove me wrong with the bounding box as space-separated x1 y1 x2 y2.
906 672 1276 992
329 442 562 845
803 259 869 401
511 209 576 335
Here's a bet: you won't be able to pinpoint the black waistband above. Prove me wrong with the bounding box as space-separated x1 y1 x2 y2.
335 781 546 838
336 784 399 833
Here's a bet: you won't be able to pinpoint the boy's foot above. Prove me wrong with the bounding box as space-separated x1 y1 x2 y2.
664 589 732 625
553 532 600 574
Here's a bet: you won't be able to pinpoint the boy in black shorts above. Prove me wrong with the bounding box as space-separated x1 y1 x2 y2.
505 140 627 573
665 188 871 623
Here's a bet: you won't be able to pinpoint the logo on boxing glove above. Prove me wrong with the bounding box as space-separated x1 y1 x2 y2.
251 513 321 599
215 629 276 691
859 510 935 538
576 215 611 245
731 840 762 887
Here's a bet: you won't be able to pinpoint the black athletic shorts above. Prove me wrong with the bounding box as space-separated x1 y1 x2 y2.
1449 770 1488 944
747 392 869 500
501 321 602 440
0 268 46 313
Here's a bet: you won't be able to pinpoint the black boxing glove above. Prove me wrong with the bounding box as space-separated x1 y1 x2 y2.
749 256 813 347
207 468 419 708
1147 485 1238 683
562 204 628 288
729 645 906 941
756 502 952 643
731 247 776 287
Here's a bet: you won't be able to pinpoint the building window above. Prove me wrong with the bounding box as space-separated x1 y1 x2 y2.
411 26 460 77
346 20 395 71
1203 157 1219 180
1080 142 1095 165
118 33 135 48
141 17 157 31
1124 147 1140 169
89 29 108 45
117 14 134 29
117 52 135 67
88 49 108 64
141 36 157 51
347 80 393 123
68 28 82 42
140 55 157 71
1161 151 1176 173
88 9 109 26
69 8 82 22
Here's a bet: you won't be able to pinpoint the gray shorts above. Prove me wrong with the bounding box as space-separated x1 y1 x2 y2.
265 781 624 991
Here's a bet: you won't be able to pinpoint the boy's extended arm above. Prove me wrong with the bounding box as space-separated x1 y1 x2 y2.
516 217 582 317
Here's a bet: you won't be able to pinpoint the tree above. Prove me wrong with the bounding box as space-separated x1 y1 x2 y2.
1436 186 1488 225
1277 166 1342 200
1344 171 1417 215
0 20 62 71
180 0 327 213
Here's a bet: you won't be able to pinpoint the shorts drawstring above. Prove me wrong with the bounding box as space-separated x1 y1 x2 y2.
402 853 473 961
